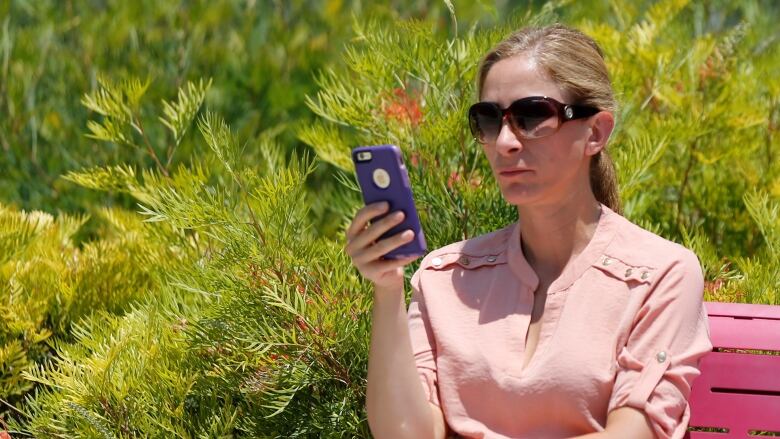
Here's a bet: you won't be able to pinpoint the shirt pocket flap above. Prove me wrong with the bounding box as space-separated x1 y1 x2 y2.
593 256 655 285
425 252 507 270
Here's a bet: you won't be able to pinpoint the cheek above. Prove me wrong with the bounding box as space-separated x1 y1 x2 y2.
542 133 586 164
560 124 591 154
529 140 570 166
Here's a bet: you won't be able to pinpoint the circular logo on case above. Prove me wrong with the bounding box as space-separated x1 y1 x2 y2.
373 168 391 189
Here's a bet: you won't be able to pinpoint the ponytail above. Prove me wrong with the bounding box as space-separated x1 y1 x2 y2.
590 150 621 214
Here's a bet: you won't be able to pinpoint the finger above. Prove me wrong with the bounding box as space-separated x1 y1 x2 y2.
350 209 406 251
351 228 413 264
352 229 415 265
345 202 389 242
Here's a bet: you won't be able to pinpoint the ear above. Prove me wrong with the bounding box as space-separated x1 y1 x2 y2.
584 111 615 157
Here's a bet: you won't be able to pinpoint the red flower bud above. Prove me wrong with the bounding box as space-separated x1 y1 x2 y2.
447 171 461 189
382 87 423 127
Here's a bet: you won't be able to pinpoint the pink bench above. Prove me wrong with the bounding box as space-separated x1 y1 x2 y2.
685 301 780 438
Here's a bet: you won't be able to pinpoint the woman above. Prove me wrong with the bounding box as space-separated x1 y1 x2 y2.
345 24 712 439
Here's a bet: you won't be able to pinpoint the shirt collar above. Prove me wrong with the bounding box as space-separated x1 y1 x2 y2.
506 204 618 293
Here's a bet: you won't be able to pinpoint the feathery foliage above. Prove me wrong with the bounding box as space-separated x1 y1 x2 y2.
1 0 779 437
0 203 193 412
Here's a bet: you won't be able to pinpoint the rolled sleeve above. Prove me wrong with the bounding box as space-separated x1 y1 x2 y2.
608 249 713 439
407 266 441 407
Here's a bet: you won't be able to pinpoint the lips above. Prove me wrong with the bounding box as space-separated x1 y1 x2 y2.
498 167 532 177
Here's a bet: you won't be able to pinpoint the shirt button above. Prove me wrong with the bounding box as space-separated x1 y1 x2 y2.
431 257 443 267
625 268 633 277
487 255 497 262
459 256 471 266
641 271 649 280
602 257 613 266
656 351 667 363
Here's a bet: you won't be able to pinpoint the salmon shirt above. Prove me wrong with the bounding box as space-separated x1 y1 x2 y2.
407 205 713 439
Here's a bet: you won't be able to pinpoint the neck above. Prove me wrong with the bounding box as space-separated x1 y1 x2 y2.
516 193 602 283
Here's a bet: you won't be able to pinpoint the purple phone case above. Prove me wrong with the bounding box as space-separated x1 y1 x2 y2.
352 145 427 259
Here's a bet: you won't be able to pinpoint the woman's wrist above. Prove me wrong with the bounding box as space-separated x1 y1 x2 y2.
373 282 405 300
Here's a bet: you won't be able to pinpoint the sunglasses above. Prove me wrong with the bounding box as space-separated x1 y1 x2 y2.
468 96 600 143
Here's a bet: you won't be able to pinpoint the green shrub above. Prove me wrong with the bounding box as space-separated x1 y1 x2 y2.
1 0 778 437
0 0 499 213
9 88 376 436
0 203 194 409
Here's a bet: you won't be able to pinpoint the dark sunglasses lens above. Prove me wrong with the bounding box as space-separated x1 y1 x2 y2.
469 104 502 143
509 99 560 138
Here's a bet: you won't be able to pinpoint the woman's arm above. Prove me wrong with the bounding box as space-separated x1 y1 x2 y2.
343 202 445 439
366 284 446 439
570 407 654 439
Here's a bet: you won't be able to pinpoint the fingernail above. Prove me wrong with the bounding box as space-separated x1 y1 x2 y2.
379 202 389 211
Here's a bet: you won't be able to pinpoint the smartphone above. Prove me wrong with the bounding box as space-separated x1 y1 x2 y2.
352 144 427 259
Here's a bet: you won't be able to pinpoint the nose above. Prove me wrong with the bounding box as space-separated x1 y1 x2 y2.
494 117 523 156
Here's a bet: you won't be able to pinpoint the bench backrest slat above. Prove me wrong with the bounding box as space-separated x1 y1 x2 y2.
705 301 780 321
708 315 780 351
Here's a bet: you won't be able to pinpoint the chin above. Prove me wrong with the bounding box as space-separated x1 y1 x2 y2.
498 183 546 207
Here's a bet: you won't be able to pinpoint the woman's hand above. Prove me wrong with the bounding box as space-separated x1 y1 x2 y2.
345 202 419 291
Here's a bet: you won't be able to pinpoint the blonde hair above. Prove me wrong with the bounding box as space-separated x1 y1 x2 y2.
477 23 621 214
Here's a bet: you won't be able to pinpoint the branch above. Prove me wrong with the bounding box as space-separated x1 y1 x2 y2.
676 139 698 231
0 396 30 419
133 115 169 177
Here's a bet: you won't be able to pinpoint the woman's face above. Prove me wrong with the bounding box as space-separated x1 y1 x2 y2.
479 55 600 209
